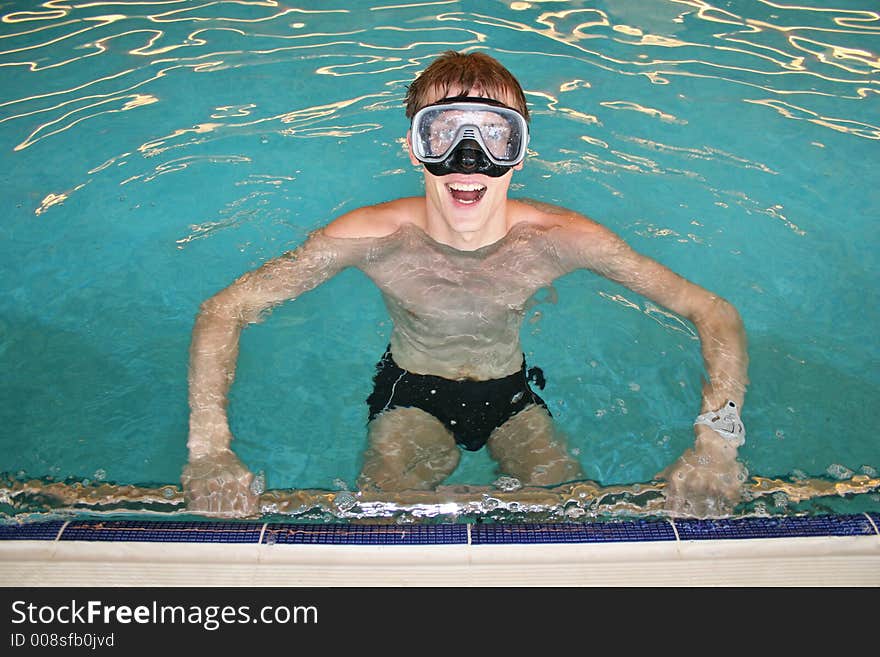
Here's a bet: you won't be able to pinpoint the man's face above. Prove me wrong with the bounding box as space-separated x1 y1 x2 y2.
407 87 525 235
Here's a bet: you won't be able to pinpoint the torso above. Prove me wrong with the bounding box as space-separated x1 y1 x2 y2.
317 199 578 380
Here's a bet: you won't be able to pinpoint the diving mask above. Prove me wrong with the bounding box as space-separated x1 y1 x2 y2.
410 97 529 177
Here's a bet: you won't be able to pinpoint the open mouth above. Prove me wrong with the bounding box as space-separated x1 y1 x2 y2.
446 182 487 205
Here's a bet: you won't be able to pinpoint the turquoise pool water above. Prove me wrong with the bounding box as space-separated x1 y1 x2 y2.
1 0 877 519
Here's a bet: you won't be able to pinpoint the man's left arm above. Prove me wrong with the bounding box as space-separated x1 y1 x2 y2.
551 215 750 516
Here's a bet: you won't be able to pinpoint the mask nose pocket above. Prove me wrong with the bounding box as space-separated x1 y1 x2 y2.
454 139 486 172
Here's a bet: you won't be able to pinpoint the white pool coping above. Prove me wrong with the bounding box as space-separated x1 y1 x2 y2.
2 531 878 587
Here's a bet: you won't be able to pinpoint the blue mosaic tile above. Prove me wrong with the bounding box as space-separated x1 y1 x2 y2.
263 523 468 545
3 514 876 545
0 520 65 541
471 520 677 544
674 514 876 540
59 520 263 543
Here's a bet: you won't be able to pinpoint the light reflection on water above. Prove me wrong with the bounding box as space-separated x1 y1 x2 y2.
0 0 877 520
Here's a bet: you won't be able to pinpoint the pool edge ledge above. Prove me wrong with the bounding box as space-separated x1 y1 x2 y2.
1 534 878 586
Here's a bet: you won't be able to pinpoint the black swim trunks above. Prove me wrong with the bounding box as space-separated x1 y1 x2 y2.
366 348 550 451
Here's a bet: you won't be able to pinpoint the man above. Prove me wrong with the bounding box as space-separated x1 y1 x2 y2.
182 51 749 518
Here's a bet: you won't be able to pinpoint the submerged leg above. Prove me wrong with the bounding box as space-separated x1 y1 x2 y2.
357 406 461 491
486 404 583 486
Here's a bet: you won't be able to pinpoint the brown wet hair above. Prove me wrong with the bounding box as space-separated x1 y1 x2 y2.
404 50 530 122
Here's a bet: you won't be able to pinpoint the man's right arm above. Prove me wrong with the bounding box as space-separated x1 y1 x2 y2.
183 233 352 515
187 199 410 456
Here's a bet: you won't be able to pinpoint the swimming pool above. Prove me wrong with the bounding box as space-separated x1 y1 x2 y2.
1 0 878 583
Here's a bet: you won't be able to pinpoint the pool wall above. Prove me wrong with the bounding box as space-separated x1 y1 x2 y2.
2 514 878 586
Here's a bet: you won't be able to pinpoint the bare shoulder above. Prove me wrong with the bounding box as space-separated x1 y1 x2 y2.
322 197 423 239
511 198 617 240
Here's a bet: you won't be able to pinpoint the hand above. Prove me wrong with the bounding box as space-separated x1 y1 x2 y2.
657 424 748 518
181 448 260 518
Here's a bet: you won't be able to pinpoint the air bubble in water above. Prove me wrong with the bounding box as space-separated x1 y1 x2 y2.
826 463 853 480
771 492 789 508
493 476 522 492
250 470 266 495
334 491 356 512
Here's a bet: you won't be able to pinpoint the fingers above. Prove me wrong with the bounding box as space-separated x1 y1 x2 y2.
660 455 746 518
186 483 259 517
200 489 258 516
664 479 737 517
182 458 259 518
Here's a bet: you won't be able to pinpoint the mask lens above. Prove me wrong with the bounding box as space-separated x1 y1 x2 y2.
413 101 527 166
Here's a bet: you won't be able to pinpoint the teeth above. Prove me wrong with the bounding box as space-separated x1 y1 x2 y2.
447 182 486 191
